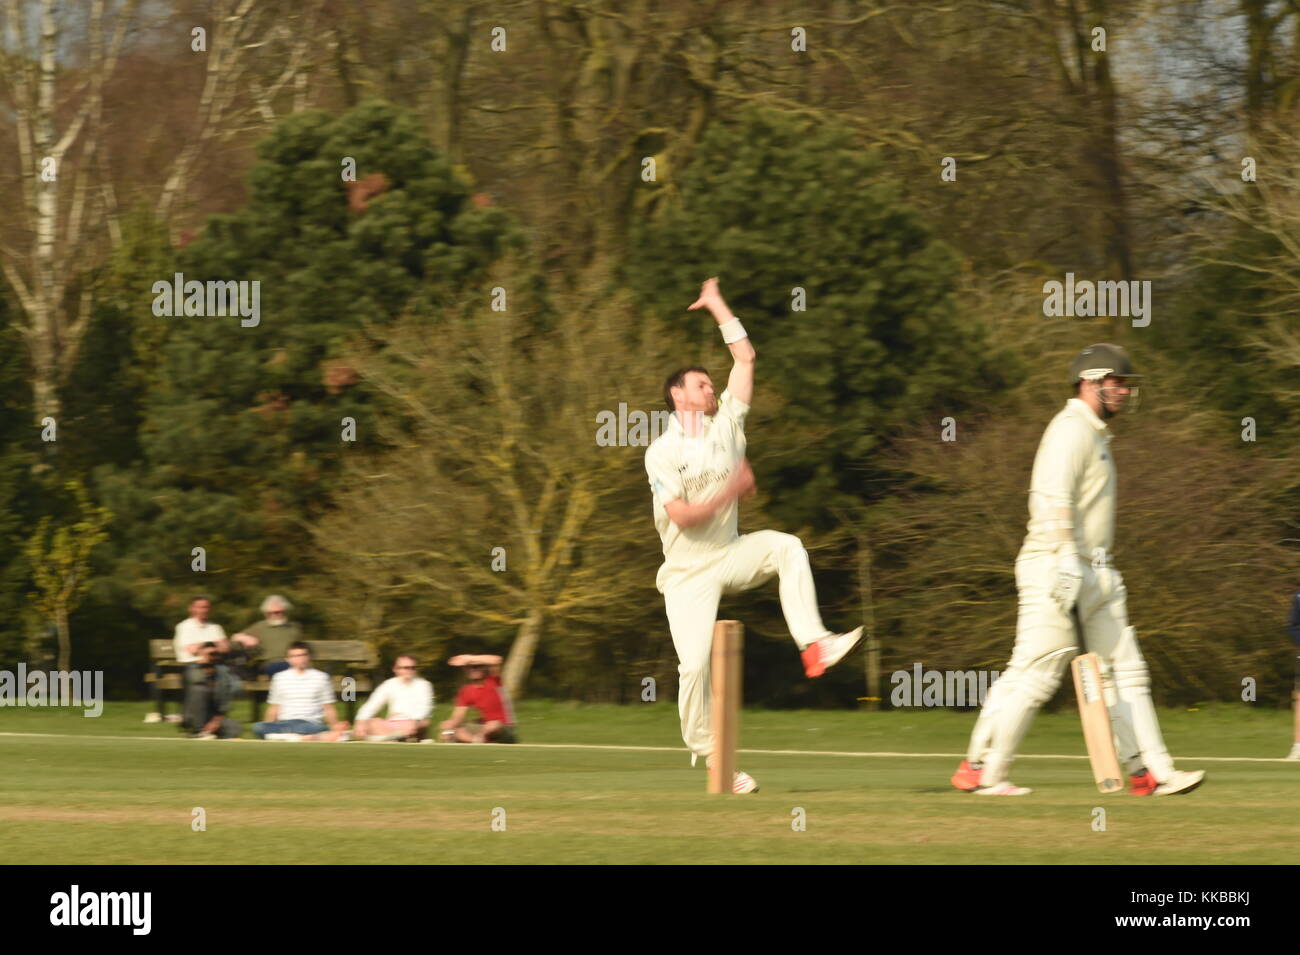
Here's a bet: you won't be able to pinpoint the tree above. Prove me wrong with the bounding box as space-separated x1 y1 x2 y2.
156 0 330 221
0 0 329 426
1031 0 1137 281
96 101 522 628
0 0 138 423
1159 124 1300 428
627 105 1008 530
312 266 679 697
0 305 39 669
25 480 112 672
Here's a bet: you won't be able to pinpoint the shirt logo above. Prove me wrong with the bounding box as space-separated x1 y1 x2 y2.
682 468 725 497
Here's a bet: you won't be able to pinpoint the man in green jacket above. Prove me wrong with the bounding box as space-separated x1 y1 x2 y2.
232 595 303 677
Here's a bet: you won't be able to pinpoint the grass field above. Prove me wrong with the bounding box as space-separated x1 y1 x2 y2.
2 700 1296 864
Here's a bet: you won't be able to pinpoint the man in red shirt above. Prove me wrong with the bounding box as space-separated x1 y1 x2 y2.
439 654 518 743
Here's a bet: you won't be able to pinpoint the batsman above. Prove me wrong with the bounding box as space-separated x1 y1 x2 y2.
645 278 864 793
951 344 1205 796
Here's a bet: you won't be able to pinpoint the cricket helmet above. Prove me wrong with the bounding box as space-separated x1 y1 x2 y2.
1070 342 1142 414
1069 343 1142 385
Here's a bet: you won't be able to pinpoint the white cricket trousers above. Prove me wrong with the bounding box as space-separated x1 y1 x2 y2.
660 530 833 758
971 554 1175 785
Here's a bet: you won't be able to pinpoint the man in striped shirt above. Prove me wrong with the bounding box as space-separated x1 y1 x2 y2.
253 642 350 741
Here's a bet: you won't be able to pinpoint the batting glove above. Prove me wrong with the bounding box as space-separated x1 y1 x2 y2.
1051 550 1086 614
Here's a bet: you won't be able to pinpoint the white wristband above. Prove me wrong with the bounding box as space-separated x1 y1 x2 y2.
719 318 748 344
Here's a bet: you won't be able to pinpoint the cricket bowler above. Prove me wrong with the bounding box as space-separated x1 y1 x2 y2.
645 278 864 794
951 343 1205 796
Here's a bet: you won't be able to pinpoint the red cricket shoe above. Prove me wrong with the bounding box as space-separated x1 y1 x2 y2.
951 759 983 792
1129 769 1157 796
800 643 824 678
801 627 865 678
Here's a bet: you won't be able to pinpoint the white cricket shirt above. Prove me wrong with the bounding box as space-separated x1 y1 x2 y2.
1018 397 1117 562
645 389 749 590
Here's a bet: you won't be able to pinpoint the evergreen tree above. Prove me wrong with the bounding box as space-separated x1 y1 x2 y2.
626 106 1009 531
97 102 523 631
0 308 41 668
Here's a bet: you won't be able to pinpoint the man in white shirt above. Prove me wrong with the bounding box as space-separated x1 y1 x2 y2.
146 594 254 723
172 595 257 663
645 278 864 794
354 655 434 741
252 642 349 741
951 343 1204 796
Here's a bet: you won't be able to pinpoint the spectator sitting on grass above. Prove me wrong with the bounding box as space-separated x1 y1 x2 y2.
183 642 243 739
252 642 350 741
231 594 302 678
439 654 517 743
354 654 434 741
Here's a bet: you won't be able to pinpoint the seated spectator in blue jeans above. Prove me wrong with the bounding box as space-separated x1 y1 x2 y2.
183 642 243 739
252 642 350 741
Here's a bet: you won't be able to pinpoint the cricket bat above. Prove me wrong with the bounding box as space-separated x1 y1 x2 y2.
1071 651 1124 793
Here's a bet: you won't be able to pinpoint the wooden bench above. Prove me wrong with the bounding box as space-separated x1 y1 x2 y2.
145 639 379 724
